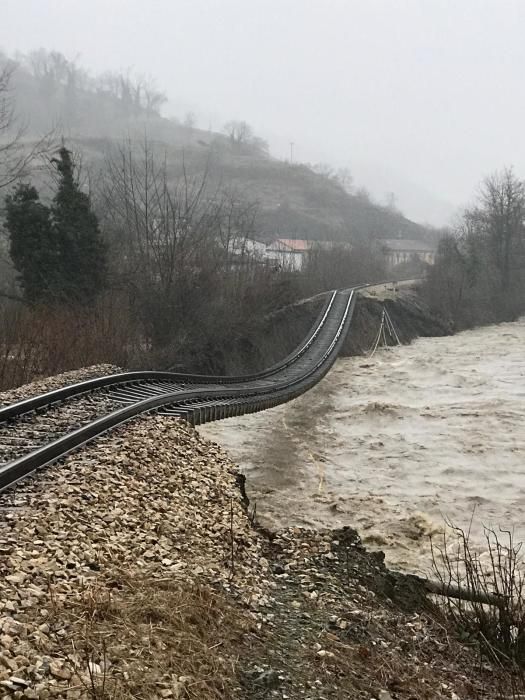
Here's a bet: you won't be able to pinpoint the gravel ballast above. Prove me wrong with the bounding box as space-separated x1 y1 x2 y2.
0 413 271 699
0 373 512 699
0 365 121 409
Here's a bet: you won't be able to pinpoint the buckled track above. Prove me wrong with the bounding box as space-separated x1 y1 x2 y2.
0 287 358 492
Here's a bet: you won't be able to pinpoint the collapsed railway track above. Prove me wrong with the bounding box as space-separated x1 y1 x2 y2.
0 283 393 493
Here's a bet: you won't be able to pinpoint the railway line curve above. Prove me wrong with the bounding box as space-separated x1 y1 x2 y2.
0 281 412 493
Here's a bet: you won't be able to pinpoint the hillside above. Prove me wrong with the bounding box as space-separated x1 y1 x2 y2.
59 130 431 244
3 48 432 244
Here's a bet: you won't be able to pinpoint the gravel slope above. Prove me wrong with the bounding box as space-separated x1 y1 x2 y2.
0 411 511 699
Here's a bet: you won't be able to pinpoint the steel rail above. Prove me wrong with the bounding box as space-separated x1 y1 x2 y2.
0 274 420 422
0 289 356 492
0 291 339 422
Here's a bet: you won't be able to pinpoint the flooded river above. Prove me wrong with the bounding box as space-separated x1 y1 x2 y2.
200 318 525 575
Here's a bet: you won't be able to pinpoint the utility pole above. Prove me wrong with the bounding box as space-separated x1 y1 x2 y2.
290 141 294 164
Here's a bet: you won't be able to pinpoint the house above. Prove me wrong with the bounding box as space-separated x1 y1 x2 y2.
264 239 350 271
381 239 436 268
264 238 314 271
227 237 267 259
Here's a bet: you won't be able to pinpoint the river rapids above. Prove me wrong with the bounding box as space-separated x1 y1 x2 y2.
200 318 525 575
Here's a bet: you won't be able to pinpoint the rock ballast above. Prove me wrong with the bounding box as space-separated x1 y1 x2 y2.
0 374 509 698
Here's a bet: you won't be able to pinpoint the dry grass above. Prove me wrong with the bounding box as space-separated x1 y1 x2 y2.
50 572 252 699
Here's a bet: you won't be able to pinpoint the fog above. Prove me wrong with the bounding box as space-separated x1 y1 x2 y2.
3 0 525 225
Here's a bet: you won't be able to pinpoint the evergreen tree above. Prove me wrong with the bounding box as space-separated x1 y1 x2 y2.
5 183 58 303
50 146 107 303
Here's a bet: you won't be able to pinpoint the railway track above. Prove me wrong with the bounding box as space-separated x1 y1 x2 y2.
0 284 370 493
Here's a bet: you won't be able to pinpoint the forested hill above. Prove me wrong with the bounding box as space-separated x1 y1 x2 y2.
5 48 433 242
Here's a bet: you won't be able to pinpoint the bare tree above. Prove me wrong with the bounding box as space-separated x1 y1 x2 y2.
423 169 525 327
94 70 166 117
28 49 70 96
141 77 167 116
0 60 53 190
222 120 268 155
474 168 525 291
223 120 253 147
216 188 258 254
96 136 282 371
98 137 223 344
336 167 353 193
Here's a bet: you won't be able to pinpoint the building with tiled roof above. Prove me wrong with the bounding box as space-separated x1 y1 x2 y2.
381 239 436 268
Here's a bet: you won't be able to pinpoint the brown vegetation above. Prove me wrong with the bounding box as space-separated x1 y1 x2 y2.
0 297 132 391
431 522 525 696
54 575 249 700
422 169 525 329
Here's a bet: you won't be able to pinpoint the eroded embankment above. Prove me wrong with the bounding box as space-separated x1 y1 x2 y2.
0 402 510 699
341 288 451 357
193 287 450 376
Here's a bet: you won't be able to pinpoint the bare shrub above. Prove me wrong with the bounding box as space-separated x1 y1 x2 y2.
0 294 135 391
431 522 525 678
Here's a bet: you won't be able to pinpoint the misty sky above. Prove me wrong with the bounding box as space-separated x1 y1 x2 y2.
3 0 525 225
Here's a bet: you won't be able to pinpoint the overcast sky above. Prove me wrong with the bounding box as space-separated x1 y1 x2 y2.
3 0 525 225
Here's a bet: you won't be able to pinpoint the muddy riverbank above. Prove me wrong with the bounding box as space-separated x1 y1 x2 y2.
184 286 450 376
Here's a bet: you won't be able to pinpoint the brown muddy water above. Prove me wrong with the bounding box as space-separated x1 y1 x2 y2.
199 318 525 575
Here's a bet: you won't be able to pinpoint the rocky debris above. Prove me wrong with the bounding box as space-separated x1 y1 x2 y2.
0 410 509 699
0 415 271 697
377 692 394 700
0 364 120 408
239 523 501 699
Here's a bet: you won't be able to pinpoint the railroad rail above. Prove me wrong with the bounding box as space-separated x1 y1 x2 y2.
0 280 418 493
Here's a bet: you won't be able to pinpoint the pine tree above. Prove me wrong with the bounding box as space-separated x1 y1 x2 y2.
5 183 58 303
50 146 107 304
